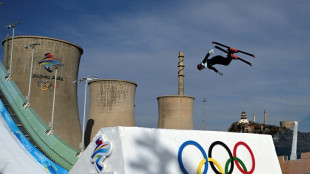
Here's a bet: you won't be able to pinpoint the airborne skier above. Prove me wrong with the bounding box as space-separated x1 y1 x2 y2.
197 41 255 75
197 49 229 76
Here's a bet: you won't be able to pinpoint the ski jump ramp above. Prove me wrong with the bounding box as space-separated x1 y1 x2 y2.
0 115 49 174
70 127 282 174
0 61 77 173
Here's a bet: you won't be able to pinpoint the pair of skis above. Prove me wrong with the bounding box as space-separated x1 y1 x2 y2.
212 41 255 66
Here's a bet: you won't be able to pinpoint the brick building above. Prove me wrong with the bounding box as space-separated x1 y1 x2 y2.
278 152 310 174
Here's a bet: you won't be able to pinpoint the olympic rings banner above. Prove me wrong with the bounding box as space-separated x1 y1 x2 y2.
68 127 282 174
178 140 255 174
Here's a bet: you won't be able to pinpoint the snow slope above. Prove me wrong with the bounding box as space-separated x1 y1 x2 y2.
0 115 49 174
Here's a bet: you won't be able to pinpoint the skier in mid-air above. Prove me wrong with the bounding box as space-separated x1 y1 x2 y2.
197 41 255 75
197 49 231 75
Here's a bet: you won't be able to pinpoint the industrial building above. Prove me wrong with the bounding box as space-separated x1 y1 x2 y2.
86 79 137 142
157 51 195 129
2 36 82 149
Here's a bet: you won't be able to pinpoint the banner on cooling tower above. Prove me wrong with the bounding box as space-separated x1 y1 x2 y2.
69 127 282 174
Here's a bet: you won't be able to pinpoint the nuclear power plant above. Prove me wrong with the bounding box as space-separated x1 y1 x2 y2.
86 79 137 142
2 35 82 149
157 51 194 129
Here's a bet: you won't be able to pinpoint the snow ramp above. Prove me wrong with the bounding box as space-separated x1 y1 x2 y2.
0 61 79 173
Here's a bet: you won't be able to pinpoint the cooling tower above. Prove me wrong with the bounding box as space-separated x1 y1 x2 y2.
157 95 194 129
2 35 82 149
86 79 137 141
157 51 195 129
280 121 296 129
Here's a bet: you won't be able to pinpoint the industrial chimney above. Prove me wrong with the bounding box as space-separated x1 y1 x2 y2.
157 51 194 129
264 110 267 125
86 79 137 142
2 36 82 149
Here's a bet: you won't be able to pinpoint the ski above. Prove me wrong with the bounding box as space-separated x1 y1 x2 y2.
214 46 252 66
238 57 252 66
212 41 255 58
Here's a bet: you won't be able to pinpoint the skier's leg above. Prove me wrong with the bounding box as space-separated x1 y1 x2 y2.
209 55 232 66
221 57 232 66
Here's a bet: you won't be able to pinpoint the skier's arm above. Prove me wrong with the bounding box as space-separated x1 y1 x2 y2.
209 67 223 75
202 53 209 64
207 65 218 73
202 49 214 64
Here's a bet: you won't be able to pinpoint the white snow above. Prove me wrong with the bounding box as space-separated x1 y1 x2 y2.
0 114 49 174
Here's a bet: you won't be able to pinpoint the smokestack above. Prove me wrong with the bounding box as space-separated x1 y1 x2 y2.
178 51 184 95
86 79 137 141
157 51 194 129
2 36 82 149
264 110 267 125
253 112 255 123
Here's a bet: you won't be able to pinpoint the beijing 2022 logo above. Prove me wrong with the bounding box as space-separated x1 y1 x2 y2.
90 136 113 173
178 140 255 174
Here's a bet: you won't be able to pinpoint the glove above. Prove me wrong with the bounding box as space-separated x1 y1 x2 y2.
209 49 215 54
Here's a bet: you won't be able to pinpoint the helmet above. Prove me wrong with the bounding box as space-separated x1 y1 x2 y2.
197 63 204 71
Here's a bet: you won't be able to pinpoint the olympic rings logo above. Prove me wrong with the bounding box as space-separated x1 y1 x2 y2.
178 140 255 174
37 80 59 91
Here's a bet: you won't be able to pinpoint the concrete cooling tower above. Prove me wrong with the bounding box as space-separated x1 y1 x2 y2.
86 79 137 142
157 51 195 129
2 35 82 149
157 95 194 129
280 121 296 129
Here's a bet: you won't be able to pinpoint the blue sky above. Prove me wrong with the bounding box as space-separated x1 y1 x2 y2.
1 0 309 132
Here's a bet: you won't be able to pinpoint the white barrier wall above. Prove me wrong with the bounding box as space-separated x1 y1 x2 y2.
69 127 282 174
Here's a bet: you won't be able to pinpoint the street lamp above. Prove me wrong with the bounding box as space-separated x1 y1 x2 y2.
73 76 98 151
46 63 64 136
23 43 40 109
5 22 19 81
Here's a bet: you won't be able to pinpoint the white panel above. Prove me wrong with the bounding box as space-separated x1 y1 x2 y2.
70 127 282 174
